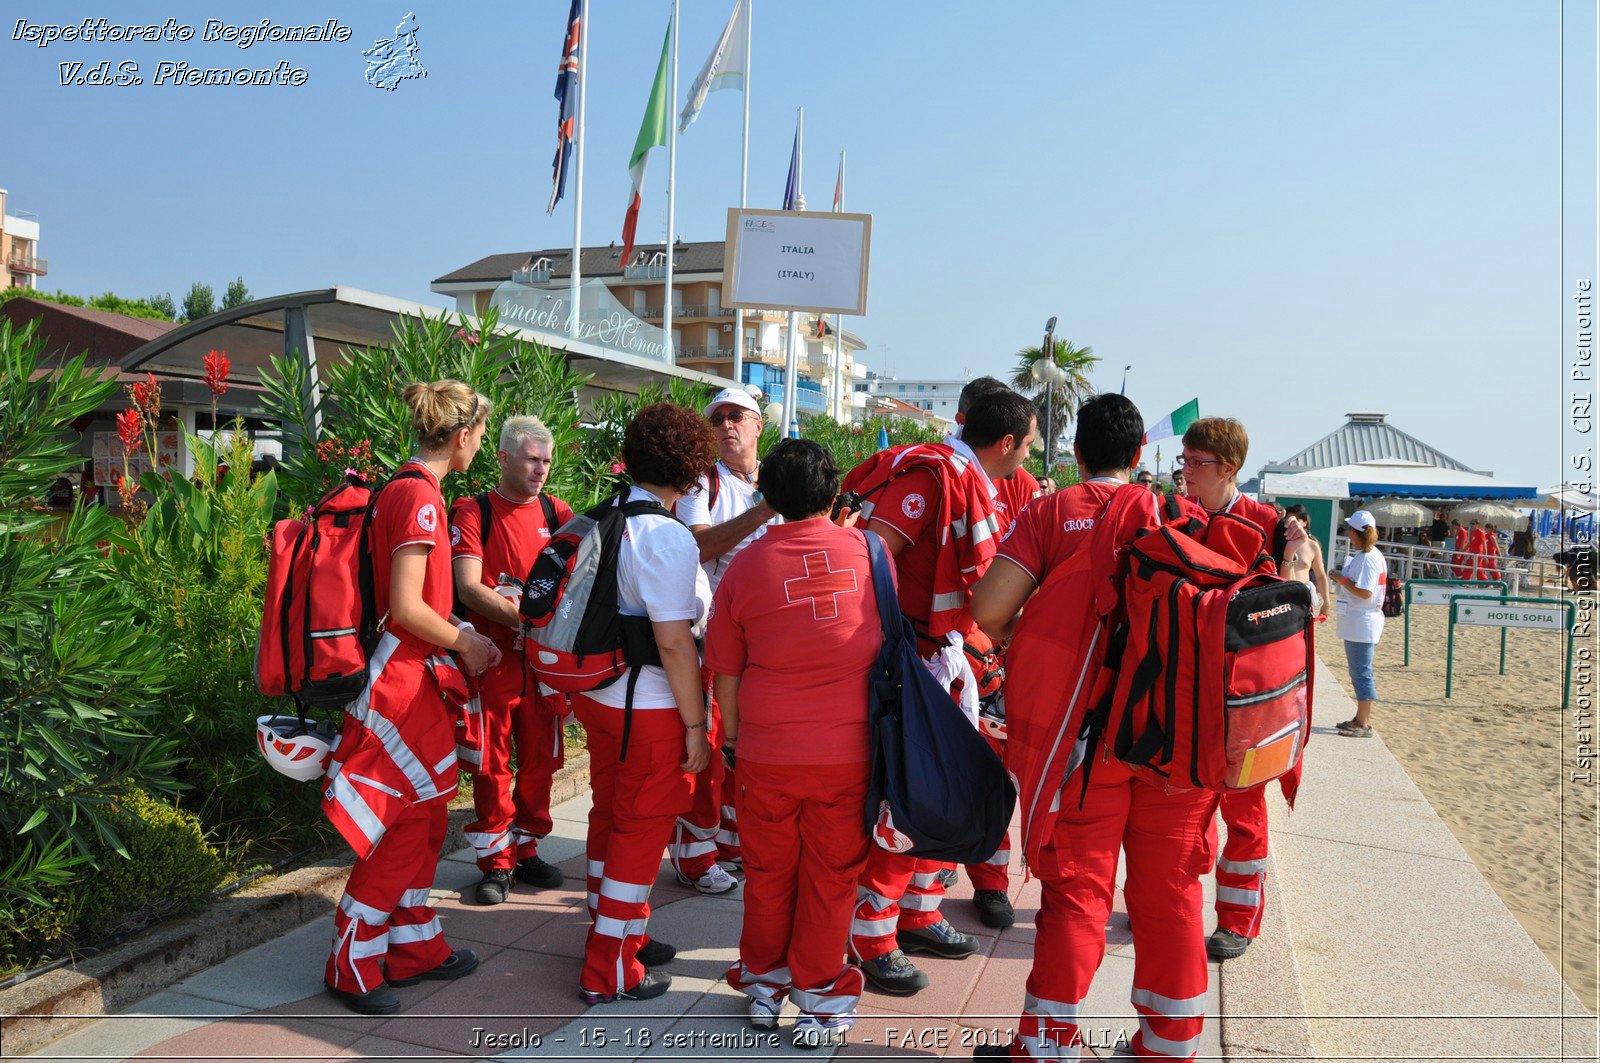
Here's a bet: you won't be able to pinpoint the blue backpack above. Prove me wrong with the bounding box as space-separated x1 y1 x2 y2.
863 531 1016 863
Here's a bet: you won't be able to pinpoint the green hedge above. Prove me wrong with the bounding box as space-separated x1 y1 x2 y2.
3 790 223 971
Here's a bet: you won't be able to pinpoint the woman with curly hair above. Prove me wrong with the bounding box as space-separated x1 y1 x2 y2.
575 402 720 1004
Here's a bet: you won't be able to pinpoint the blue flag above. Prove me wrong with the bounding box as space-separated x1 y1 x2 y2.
547 0 581 214
782 123 800 210
877 425 890 451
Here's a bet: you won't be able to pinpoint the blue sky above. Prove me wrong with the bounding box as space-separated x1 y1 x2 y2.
3 1 1593 488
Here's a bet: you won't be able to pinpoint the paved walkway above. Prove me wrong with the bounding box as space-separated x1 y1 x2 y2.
21 784 1225 1061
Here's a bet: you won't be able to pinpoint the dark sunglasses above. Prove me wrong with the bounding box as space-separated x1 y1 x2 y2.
709 409 751 426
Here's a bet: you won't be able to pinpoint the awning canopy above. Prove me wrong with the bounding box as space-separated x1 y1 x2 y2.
1263 460 1537 502
120 285 733 396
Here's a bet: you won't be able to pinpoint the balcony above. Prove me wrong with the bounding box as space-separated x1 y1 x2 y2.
675 344 738 361
624 263 669 280
8 248 47 275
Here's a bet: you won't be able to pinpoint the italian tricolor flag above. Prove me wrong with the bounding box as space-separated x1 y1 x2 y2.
620 23 672 264
1144 398 1199 444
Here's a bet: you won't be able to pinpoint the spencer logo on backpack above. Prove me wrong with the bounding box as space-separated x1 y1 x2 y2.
255 469 425 711
519 489 668 756
1100 504 1315 794
862 530 1016 863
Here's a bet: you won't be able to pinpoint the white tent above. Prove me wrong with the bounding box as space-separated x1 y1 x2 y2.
1263 460 1537 502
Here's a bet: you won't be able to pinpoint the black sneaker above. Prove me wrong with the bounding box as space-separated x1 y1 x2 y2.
857 949 929 995
388 949 479 986
580 969 672 1004
897 918 980 958
972 889 1016 929
636 937 677 967
475 868 513 906
972 1043 1014 1059
935 867 959 889
515 854 565 889
1207 928 1251 960
325 981 400 1015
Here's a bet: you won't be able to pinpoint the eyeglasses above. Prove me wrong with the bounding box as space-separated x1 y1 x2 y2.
1175 454 1221 470
709 409 751 426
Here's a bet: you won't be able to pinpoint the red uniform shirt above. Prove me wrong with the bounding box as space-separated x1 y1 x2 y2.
866 466 945 627
1213 492 1278 538
997 479 1123 583
993 467 1041 534
705 519 885 766
449 489 574 647
371 461 453 654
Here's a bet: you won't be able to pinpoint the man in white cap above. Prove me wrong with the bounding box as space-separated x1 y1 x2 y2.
669 387 781 895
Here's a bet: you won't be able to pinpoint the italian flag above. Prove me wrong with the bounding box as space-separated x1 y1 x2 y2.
1144 398 1199 444
620 23 672 264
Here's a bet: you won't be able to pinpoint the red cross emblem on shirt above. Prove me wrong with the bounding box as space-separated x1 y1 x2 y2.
784 551 859 621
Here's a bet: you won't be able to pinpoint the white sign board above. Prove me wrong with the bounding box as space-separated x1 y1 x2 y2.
724 208 871 315
1455 602 1570 631
1411 582 1488 606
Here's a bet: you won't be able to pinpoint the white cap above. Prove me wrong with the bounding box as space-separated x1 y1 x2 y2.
704 387 763 419
1345 510 1376 532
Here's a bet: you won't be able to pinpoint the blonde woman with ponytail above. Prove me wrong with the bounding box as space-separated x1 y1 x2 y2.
322 379 496 1015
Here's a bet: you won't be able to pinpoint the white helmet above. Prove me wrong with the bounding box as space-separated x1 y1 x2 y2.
256 714 337 782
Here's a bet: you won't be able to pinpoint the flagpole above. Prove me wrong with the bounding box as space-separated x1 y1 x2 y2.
782 106 802 437
832 149 844 422
569 0 589 339
733 0 751 389
664 0 680 364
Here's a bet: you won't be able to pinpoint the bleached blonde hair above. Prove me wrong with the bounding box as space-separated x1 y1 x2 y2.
500 414 554 454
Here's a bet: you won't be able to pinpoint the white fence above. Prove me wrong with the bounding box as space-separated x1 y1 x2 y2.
1331 538 1570 597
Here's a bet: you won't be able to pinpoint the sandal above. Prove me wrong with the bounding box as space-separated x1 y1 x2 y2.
1334 718 1359 731
1337 722 1373 738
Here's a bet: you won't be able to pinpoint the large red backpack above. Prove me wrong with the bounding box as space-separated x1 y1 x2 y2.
1099 501 1314 794
255 469 424 709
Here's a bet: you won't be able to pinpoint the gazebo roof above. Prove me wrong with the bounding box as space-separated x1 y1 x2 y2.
1263 412 1480 474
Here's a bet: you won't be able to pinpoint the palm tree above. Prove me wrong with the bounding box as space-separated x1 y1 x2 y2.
1011 338 1099 465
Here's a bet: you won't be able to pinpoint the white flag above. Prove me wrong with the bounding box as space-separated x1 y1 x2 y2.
678 0 747 133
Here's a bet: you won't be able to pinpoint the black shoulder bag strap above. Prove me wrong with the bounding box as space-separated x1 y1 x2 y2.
356 467 427 655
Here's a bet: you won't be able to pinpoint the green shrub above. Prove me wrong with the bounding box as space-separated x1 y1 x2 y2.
2 790 223 970
0 319 182 928
792 414 945 471
0 286 176 321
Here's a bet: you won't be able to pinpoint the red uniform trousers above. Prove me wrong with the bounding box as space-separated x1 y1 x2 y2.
848 848 949 962
1004 758 1216 1061
463 654 566 872
725 760 869 1022
1213 787 1268 938
572 693 693 995
325 797 453 994
669 666 742 880
965 733 1013 891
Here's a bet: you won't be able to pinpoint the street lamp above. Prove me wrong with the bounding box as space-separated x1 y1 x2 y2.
1033 317 1059 471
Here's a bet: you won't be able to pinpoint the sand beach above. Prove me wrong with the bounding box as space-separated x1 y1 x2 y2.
1319 597 1598 1012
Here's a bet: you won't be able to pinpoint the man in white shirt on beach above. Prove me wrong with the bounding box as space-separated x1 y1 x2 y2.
669 387 782 895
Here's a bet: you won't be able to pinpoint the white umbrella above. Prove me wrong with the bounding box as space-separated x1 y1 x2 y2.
1451 500 1528 530
1532 486 1599 511
1358 496 1432 528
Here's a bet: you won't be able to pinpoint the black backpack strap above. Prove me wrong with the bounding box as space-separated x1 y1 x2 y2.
478 492 493 551
539 492 557 531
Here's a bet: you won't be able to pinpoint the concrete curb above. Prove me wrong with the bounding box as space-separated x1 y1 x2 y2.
0 753 590 1058
1217 845 1317 1059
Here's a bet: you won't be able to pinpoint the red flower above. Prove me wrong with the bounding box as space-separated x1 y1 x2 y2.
202 349 231 396
128 372 161 416
116 408 143 454
454 328 480 346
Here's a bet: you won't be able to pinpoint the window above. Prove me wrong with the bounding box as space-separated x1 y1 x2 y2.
898 384 906 392
918 384 926 392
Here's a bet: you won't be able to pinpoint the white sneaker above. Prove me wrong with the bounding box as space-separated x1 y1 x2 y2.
792 1014 848 1050
680 863 739 895
748 997 781 1030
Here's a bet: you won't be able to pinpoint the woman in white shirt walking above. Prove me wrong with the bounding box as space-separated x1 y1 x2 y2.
1331 510 1387 737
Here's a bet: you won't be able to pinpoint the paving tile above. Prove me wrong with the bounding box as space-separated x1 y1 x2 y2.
505 905 591 959
549 790 593 824
861 945 990 1019
25 990 246 1063
431 888 573 948
636 893 744 985
368 951 585 1055
126 1013 363 1061
254 949 484 1035
332 1031 475 1060
164 919 331 1010
843 1015 965 1058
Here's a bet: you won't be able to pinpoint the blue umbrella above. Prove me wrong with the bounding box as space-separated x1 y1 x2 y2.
877 425 890 451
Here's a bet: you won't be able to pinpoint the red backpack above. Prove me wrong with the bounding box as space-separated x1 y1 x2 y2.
1098 503 1314 794
255 469 424 709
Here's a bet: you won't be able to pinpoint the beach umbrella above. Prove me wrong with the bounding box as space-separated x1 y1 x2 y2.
1359 496 1431 528
1451 500 1528 530
1531 486 1600 511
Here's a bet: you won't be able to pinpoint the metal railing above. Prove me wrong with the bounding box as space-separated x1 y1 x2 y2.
1331 538 1573 598
675 345 737 360
7 248 47 274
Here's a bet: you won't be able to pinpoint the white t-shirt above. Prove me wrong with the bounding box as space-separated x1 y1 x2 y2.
674 460 781 593
586 487 713 710
1335 547 1387 643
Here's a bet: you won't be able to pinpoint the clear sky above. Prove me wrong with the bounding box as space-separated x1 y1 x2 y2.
3 1 1593 488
